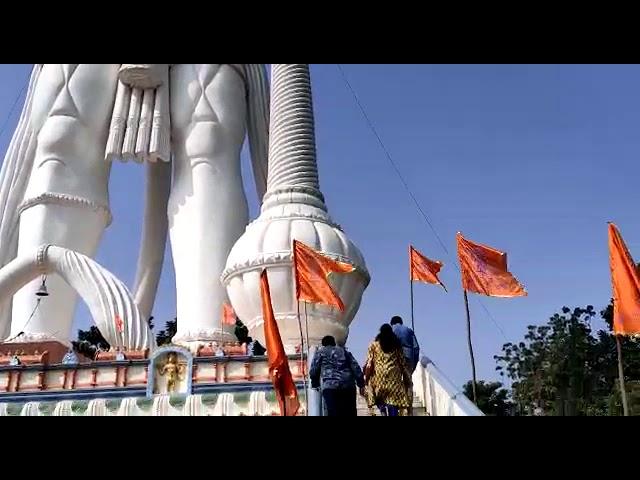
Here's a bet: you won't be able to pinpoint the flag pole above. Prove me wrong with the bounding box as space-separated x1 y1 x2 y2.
304 301 310 350
293 241 309 416
615 334 630 416
463 290 478 404
303 301 312 411
296 299 309 416
410 277 415 333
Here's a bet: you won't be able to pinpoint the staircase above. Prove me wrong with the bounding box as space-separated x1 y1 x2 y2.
353 356 484 416
304 346 483 417
356 392 427 416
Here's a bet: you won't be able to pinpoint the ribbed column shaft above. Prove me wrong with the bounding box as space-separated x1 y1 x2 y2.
267 64 320 193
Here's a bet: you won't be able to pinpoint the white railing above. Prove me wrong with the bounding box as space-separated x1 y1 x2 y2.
412 356 484 416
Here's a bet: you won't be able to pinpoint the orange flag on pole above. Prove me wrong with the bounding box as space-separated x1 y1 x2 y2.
222 303 236 326
410 245 447 291
457 232 527 298
114 314 124 333
260 270 300 416
608 223 640 336
293 240 355 311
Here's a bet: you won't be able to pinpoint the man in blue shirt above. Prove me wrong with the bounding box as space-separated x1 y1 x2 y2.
390 316 420 374
310 335 365 416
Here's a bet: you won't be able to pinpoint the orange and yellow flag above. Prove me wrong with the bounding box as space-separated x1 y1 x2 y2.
409 245 446 291
222 303 236 326
260 270 300 416
293 240 355 311
608 223 640 336
457 232 527 298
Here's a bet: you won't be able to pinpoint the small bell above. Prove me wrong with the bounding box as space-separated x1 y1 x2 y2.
35 277 49 297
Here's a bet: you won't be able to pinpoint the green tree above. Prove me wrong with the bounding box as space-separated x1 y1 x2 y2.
463 380 512 416
73 316 156 358
72 326 110 359
155 318 177 346
495 306 601 416
595 301 640 415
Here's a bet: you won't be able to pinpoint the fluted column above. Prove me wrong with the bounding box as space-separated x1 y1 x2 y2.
262 65 326 213
222 64 370 351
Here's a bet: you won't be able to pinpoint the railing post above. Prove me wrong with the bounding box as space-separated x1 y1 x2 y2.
306 345 323 416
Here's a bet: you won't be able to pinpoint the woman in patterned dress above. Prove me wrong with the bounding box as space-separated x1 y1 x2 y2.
363 324 412 416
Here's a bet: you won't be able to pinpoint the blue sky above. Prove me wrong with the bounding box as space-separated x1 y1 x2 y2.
1 64 639 388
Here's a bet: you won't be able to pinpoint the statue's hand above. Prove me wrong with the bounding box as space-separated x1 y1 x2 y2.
119 64 168 89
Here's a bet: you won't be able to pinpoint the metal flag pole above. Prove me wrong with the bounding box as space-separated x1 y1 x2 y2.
615 334 630 416
463 290 478 405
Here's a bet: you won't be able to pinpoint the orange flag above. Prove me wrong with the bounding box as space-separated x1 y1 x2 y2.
260 270 300 416
410 245 447 291
608 223 640 336
222 303 236 326
457 232 527 298
293 240 355 311
114 314 124 333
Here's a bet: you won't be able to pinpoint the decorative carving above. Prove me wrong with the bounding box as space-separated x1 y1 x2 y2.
4 332 67 345
223 343 248 356
261 186 327 210
119 64 167 90
221 250 367 284
196 342 218 357
18 193 113 226
0 350 48 366
36 244 50 274
123 349 149 360
172 328 235 346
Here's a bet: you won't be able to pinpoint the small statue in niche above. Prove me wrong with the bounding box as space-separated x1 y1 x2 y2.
158 352 186 393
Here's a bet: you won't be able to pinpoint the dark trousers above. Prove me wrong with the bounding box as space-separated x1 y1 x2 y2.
377 404 400 416
322 387 357 416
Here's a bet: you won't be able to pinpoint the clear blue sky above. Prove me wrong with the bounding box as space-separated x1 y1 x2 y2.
1 64 639 389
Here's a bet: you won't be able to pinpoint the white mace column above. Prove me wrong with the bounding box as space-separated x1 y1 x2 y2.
222 64 370 352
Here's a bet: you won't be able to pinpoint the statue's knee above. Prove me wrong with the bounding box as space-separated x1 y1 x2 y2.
36 119 85 167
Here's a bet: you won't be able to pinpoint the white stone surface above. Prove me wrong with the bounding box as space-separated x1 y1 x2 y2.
20 402 40 416
0 245 153 350
152 394 180 417
117 397 142 416
52 400 73 416
412 357 484 416
248 391 271 416
167 64 270 349
223 65 370 350
85 399 108 416
182 394 204 416
212 392 237 416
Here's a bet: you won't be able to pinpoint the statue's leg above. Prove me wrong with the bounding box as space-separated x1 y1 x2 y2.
9 64 119 345
169 64 249 347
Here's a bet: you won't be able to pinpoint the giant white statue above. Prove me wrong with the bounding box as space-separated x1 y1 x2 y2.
0 64 269 349
0 64 368 353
